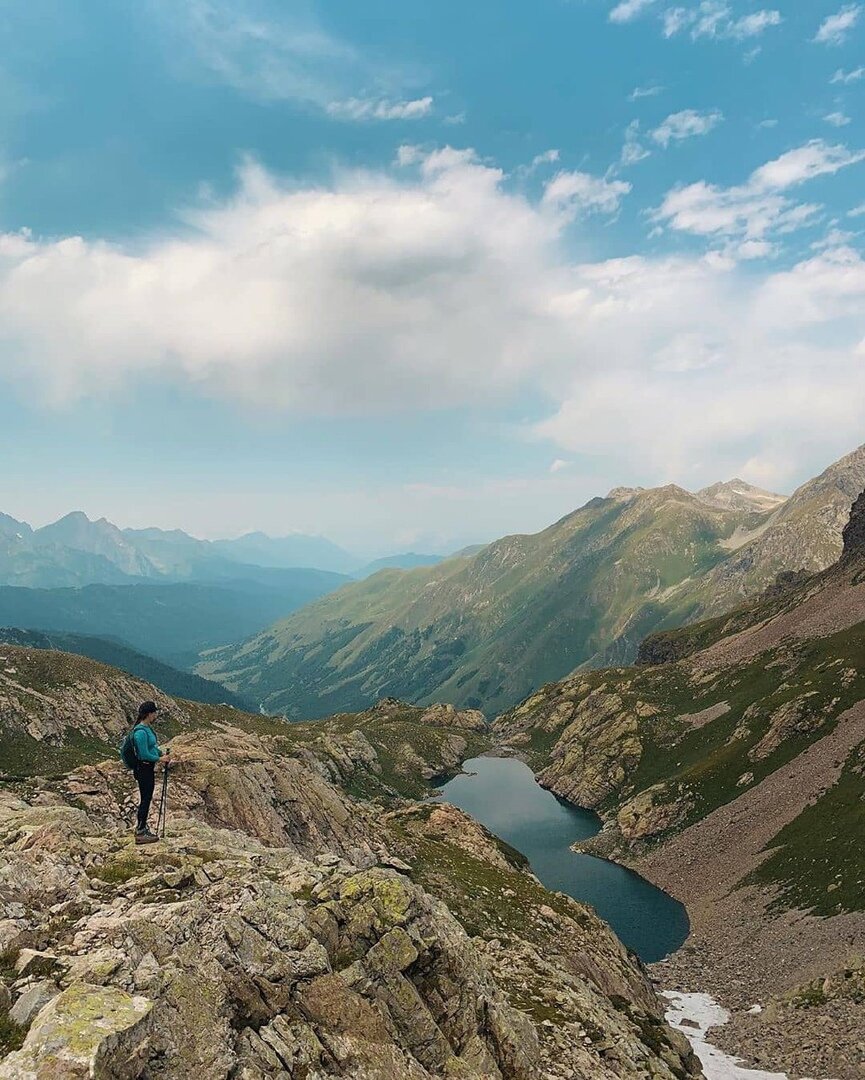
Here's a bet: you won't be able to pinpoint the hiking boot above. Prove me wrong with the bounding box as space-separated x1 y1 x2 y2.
135 828 158 846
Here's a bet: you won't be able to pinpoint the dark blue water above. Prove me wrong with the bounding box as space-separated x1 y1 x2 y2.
437 756 689 963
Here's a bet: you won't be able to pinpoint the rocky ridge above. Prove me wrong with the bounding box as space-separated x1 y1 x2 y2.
0 650 699 1079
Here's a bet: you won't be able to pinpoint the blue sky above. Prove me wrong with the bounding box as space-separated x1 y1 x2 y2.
2 0 864 555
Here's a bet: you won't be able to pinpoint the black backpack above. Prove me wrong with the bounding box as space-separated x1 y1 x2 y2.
120 723 141 769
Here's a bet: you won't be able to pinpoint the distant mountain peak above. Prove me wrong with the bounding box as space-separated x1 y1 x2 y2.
696 478 787 513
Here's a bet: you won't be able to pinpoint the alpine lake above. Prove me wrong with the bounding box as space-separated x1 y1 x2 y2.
437 755 689 963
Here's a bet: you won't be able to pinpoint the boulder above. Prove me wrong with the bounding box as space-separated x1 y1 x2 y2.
13 950 60 979
8 981 58 1028
0 983 153 1079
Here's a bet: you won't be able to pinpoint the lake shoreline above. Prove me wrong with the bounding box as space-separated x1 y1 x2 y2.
437 755 689 963
505 753 864 1080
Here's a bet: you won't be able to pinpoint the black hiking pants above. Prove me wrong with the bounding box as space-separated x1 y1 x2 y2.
133 761 156 830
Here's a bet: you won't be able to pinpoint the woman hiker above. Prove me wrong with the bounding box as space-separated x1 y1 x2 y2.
122 700 170 845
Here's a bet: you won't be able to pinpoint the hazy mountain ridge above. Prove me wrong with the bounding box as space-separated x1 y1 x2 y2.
0 575 347 671
0 513 358 587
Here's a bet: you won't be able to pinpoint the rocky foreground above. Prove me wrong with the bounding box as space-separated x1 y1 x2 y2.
0 682 700 1079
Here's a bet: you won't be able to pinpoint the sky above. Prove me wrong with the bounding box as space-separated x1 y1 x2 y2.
1 0 864 556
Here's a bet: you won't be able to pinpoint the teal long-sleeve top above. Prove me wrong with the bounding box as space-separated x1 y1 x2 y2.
132 724 163 764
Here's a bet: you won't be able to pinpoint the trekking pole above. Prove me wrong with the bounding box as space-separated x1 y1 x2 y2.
156 761 170 839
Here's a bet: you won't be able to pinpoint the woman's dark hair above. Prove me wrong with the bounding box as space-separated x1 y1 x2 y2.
137 700 158 723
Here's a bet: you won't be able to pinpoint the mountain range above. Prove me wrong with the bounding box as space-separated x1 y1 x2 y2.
202 445 865 719
0 512 359 586
0 511 451 589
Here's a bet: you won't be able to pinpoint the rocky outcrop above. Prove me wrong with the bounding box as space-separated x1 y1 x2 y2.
0 649 179 748
0 753 698 1080
63 727 383 864
615 785 691 842
498 679 642 808
634 629 698 667
842 489 865 558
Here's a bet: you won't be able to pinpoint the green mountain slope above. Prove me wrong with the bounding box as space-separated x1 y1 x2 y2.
203 483 773 718
493 489 865 1079
0 628 250 709
205 447 865 721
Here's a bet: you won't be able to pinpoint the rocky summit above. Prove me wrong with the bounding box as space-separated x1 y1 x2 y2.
0 653 699 1080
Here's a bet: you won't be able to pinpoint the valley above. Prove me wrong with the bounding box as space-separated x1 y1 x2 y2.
0 650 700 1079
1 448 864 1078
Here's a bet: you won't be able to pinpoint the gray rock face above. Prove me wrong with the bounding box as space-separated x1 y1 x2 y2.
0 983 153 1079
8 981 57 1027
841 488 865 558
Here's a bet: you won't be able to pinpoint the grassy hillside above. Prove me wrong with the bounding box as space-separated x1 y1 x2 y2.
203 485 762 718
0 628 250 709
495 520 865 916
203 448 865 723
0 641 491 794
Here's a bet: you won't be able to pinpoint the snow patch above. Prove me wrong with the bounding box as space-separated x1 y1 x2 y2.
663 991 789 1080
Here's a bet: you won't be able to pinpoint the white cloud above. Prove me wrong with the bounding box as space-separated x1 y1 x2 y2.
149 0 432 116
831 66 865 83
629 84 664 100
326 96 433 121
750 139 865 187
516 149 562 179
529 149 561 170
541 171 632 217
653 139 865 249
663 3 782 41
610 0 657 22
650 108 723 147
549 458 570 473
825 110 852 127
533 246 865 483
621 120 651 166
814 5 861 45
2 146 865 493
848 202 865 216
729 10 782 38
